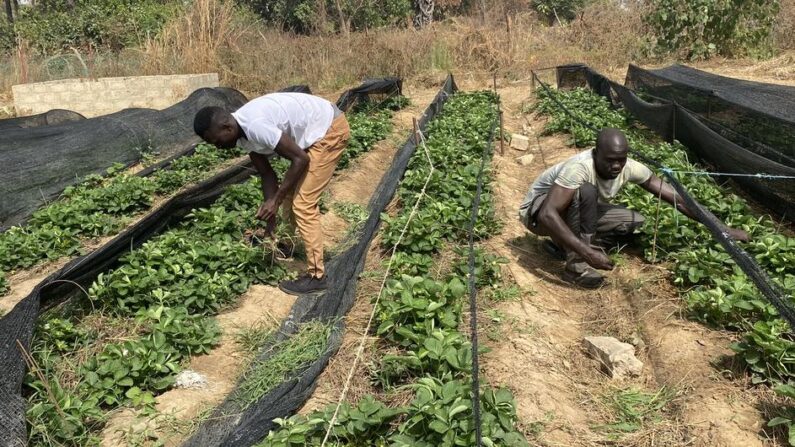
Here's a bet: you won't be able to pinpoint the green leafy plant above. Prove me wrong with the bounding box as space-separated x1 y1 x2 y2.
259 395 402 446
768 384 795 446
0 143 241 274
452 246 508 288
644 0 780 59
532 0 588 24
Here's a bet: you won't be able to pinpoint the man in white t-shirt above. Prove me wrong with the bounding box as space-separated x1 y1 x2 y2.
519 128 749 288
193 92 350 296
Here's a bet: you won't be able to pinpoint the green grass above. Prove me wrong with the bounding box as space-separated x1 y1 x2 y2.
333 202 369 227
234 321 332 409
487 285 525 302
595 386 676 439
234 321 277 355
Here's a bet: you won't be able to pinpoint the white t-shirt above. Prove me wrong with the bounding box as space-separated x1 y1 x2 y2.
519 149 653 218
231 92 336 156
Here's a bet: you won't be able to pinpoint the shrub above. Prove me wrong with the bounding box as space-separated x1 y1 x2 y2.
644 0 780 59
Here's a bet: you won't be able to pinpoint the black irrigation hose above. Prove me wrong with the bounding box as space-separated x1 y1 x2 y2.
465 108 500 447
530 70 795 330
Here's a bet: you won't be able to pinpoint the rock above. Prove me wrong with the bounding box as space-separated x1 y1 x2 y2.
510 134 530 151
175 370 209 389
517 154 535 166
582 336 643 379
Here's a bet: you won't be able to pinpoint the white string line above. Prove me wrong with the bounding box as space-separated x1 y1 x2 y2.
320 129 436 447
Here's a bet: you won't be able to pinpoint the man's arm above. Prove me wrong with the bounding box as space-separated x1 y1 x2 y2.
639 173 750 242
537 185 614 270
249 152 279 201
256 133 310 221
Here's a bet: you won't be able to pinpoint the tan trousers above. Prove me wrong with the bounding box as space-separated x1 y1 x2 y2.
283 114 350 278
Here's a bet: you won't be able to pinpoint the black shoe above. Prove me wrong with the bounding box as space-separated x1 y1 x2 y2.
279 274 327 296
561 268 605 289
542 240 566 261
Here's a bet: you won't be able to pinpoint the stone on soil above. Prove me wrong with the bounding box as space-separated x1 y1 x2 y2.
517 154 535 166
175 370 209 389
582 336 643 378
510 134 530 151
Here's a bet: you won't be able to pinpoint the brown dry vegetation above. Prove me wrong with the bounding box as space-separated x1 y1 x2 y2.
1 0 649 98
5 0 795 103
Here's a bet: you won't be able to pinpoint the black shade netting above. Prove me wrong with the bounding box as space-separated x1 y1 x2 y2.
0 109 85 132
626 64 795 162
0 160 257 446
0 87 248 229
541 64 795 330
558 64 795 221
182 74 457 447
336 77 403 112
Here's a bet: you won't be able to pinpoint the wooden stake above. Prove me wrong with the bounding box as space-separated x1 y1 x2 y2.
499 110 505 156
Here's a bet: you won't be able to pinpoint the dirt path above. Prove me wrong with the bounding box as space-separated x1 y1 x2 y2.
477 80 772 446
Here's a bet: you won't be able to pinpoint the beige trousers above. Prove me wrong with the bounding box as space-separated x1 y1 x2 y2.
282 114 350 278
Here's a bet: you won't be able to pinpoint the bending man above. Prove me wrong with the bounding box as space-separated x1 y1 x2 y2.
519 128 749 288
194 92 350 295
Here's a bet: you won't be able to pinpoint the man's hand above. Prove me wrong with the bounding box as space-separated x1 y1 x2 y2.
256 198 280 221
582 248 614 270
726 227 750 243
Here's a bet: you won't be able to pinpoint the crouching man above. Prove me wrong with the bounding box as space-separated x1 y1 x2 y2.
519 128 749 288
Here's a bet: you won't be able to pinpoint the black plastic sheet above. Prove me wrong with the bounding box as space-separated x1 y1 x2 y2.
183 74 456 447
0 87 248 229
336 77 403 112
0 109 85 132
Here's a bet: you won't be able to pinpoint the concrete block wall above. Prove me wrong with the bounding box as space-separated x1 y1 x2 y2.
11 73 219 117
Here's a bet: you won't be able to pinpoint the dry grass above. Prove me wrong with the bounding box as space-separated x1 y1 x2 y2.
775 0 795 51
5 0 793 108
0 0 652 98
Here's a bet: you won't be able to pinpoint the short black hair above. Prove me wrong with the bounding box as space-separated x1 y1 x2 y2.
193 106 226 137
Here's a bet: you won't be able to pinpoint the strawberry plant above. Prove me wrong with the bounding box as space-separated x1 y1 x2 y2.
768 384 795 445
388 252 435 277
0 144 242 275
19 97 413 444
535 85 795 433
452 246 507 288
339 95 409 169
259 396 402 446
79 306 221 406
260 90 527 446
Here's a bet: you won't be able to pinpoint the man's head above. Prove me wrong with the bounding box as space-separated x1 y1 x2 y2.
593 128 629 180
193 106 240 149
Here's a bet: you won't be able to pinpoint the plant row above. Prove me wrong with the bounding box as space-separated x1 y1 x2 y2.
535 86 795 443
1 144 244 281
23 97 408 446
1 96 408 298
257 91 528 447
